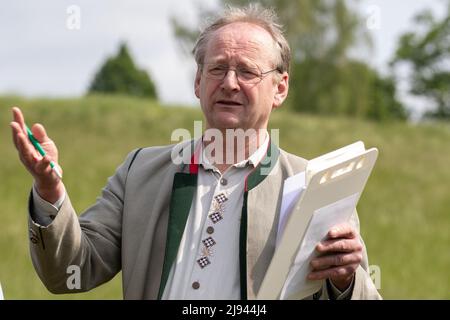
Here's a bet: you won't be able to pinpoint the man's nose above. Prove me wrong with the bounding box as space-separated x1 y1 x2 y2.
220 70 240 91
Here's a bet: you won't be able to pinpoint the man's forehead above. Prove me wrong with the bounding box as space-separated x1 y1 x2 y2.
213 22 273 42
205 22 276 61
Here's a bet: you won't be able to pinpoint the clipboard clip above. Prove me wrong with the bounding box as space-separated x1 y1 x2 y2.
319 156 366 184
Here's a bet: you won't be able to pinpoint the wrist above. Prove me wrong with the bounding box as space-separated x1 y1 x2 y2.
330 274 355 292
34 180 65 204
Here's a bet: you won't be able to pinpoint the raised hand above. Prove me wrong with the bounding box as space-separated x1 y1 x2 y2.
10 107 65 203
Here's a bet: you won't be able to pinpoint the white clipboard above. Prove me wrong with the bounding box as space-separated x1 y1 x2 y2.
257 142 378 299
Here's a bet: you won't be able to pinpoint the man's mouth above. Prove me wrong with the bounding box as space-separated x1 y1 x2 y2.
215 100 243 107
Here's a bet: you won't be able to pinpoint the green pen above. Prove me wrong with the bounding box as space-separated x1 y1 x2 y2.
26 125 63 179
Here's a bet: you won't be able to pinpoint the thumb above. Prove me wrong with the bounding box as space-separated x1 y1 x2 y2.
31 123 51 143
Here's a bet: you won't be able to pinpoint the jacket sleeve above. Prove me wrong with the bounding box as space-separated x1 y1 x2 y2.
27 149 140 294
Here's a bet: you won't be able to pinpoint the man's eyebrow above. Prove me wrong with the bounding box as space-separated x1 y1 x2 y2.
207 57 256 67
207 57 228 64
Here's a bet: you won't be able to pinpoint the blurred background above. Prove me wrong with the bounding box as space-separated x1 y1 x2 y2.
0 0 449 299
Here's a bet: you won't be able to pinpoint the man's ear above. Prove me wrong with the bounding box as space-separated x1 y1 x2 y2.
194 69 201 99
272 72 289 109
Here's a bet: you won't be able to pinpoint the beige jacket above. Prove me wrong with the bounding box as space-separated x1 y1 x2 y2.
28 140 381 299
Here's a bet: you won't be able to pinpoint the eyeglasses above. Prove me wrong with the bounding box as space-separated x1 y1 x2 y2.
201 63 280 84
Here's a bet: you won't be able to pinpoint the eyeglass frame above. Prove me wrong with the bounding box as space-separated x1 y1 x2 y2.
199 62 282 84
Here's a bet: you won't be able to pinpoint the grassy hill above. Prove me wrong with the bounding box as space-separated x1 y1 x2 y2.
1 95 449 299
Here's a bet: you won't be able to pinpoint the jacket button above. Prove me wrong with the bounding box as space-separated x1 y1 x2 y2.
192 281 200 290
29 228 37 237
206 226 214 234
220 178 228 186
29 228 39 244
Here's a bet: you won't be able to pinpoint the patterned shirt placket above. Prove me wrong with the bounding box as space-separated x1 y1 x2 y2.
196 190 228 269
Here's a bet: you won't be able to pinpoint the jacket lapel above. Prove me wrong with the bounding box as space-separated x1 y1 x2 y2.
241 141 281 299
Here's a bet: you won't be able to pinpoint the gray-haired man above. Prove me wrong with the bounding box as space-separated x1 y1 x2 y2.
11 4 380 299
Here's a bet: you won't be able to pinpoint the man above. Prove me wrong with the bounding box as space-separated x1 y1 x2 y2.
10 5 380 299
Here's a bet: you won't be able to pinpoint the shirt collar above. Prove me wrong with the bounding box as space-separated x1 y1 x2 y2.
198 130 270 171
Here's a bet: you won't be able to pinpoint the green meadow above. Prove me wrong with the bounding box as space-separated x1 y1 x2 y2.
1 95 449 299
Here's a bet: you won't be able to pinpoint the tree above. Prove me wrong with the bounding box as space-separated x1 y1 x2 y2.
391 1 450 119
289 58 407 120
172 0 406 120
88 43 158 99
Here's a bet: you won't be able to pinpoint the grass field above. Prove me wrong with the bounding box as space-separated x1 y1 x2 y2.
1 95 449 299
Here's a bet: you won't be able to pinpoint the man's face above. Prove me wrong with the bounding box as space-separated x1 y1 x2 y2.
195 22 289 131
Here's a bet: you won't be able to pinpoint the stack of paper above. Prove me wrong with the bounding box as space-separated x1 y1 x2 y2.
257 141 378 300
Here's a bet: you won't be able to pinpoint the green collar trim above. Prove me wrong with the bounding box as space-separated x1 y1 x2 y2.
239 192 248 299
245 140 280 191
157 172 198 299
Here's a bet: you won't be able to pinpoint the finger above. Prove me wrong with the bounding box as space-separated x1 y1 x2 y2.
31 123 51 144
316 238 363 254
310 252 363 271
10 121 21 149
327 223 357 239
35 155 52 175
12 122 41 164
308 264 359 281
12 106 27 134
16 130 39 165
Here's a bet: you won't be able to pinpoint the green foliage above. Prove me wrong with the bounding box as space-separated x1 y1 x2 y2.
171 0 407 121
289 59 407 120
391 1 450 119
1 95 450 298
88 43 158 99
225 0 370 61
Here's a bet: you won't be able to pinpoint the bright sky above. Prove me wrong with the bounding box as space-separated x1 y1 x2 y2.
0 0 446 112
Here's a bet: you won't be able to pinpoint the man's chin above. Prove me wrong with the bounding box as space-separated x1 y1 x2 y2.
212 115 243 130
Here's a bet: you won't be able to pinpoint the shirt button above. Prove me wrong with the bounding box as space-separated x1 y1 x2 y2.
206 226 214 234
192 281 200 290
220 178 228 186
